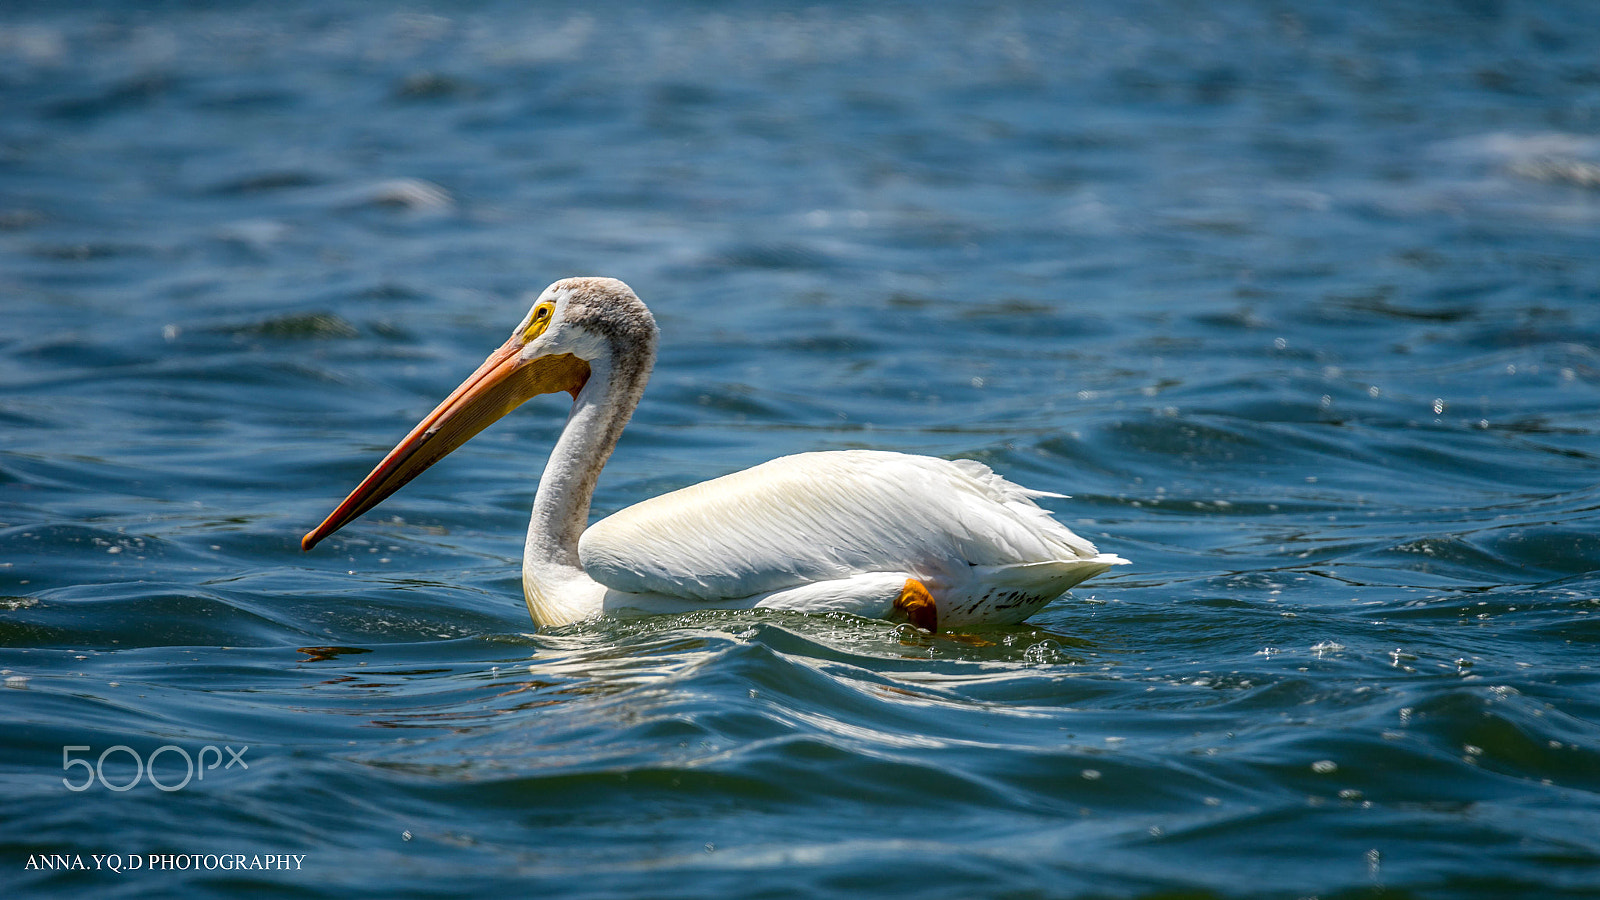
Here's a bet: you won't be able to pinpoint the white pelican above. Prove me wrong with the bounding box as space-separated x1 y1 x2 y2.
303 277 1127 630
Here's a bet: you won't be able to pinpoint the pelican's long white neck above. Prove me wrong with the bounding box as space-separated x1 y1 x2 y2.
523 340 652 625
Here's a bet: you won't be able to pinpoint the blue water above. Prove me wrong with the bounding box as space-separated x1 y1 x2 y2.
4 1 1600 897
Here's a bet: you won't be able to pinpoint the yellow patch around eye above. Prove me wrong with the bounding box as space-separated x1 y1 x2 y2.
522 303 555 342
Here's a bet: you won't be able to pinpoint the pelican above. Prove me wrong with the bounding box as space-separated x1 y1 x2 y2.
303 277 1127 630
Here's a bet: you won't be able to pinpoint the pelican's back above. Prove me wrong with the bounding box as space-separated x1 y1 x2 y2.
578 450 1112 602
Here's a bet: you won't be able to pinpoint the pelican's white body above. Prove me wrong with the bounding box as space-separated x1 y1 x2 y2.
527 447 1126 626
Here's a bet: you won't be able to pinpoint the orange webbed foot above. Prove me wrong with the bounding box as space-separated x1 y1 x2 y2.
893 578 938 632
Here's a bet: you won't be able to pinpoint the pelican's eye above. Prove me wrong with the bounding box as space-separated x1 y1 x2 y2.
522 302 555 342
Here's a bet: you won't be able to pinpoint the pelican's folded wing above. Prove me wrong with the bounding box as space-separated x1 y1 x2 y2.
578 449 1114 601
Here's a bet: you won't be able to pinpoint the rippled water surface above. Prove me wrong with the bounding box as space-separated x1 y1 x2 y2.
4 2 1600 897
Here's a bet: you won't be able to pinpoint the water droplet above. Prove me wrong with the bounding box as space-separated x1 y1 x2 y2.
402 831 412 841
1022 640 1061 666
1312 760 1338 774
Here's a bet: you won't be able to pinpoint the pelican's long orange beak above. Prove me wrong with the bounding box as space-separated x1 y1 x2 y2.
302 341 590 552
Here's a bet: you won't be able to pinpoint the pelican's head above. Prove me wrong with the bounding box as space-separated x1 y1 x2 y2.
301 277 656 552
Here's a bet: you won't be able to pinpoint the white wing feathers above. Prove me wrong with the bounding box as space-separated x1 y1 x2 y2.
578 450 1110 602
